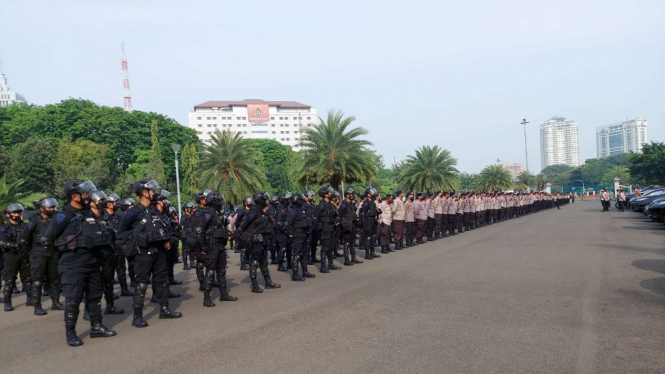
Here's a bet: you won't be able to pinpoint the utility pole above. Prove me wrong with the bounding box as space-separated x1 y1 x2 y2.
520 119 529 171
171 143 182 220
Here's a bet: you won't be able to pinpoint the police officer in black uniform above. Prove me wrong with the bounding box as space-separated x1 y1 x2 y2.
314 187 341 273
116 197 136 292
267 195 279 266
150 192 181 303
304 190 319 265
104 193 132 297
118 179 182 328
235 196 253 271
24 197 64 315
41 180 116 346
286 194 316 281
196 191 237 307
359 188 380 260
1 203 31 312
339 188 362 266
179 202 197 271
235 192 281 293
275 192 292 272
90 191 125 316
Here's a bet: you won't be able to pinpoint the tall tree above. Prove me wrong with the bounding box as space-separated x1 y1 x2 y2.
180 143 201 200
459 172 478 190
398 145 459 192
246 139 296 193
535 174 549 191
296 110 376 190
200 130 268 204
475 164 512 191
629 142 665 184
0 177 43 210
516 170 534 187
146 120 166 183
53 135 112 191
6 137 55 193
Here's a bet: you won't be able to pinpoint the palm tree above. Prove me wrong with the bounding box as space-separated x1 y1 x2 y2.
516 170 534 188
475 164 513 191
296 110 376 190
535 173 549 191
398 145 459 192
200 130 268 204
0 177 43 210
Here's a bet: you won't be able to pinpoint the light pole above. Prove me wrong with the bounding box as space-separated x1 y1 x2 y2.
171 143 182 220
520 119 529 171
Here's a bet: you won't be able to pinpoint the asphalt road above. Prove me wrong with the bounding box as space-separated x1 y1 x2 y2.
1 202 664 374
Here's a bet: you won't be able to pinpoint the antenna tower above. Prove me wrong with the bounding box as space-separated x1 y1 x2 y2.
121 43 133 111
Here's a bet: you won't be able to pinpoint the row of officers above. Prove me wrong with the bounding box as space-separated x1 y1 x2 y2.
0 179 568 347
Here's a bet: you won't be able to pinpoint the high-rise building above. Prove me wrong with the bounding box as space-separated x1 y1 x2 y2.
500 163 524 180
0 73 26 107
540 116 579 168
188 99 317 149
595 119 648 158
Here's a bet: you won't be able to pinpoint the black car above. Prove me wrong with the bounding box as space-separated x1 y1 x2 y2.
630 189 665 212
644 198 665 223
626 188 658 206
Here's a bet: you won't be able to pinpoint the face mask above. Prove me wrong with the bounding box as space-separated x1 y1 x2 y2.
42 209 55 217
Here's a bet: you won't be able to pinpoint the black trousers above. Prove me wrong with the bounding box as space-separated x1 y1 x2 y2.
457 213 464 231
463 212 471 229
58 251 103 304
448 213 457 232
426 217 435 237
309 230 320 259
166 239 179 281
405 221 415 242
416 219 426 239
2 251 30 286
98 248 117 305
116 254 135 284
30 251 61 296
361 220 377 248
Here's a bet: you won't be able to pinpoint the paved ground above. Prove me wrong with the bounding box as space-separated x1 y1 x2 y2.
1 202 664 374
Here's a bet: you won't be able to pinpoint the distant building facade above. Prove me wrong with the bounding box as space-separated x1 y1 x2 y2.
188 99 317 149
0 73 26 107
501 163 524 180
540 116 579 168
595 119 648 158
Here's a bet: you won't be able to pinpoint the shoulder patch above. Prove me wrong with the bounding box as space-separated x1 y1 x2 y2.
27 222 35 230
56 213 66 224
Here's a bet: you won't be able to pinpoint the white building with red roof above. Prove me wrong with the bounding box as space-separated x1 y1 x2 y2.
188 99 318 149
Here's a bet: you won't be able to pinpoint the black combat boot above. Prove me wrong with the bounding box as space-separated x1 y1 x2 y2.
51 295 65 311
371 247 381 258
301 257 316 278
202 270 215 307
65 301 83 347
89 302 117 338
32 281 47 316
343 244 353 266
328 251 341 270
218 276 237 301
380 245 389 254
4 281 14 311
364 242 374 260
291 255 304 281
319 249 329 273
157 284 182 319
239 248 249 271
24 282 34 307
350 246 363 263
182 251 190 270
83 303 90 321
42 282 50 297
104 285 124 314
119 275 133 297
260 262 281 289
132 283 149 328
249 261 263 293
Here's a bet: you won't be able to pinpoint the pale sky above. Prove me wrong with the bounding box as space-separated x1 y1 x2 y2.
1 0 663 173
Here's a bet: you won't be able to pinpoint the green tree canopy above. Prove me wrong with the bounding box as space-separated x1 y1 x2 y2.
246 139 296 193
475 164 512 191
629 142 665 184
516 170 534 187
200 130 268 204
296 110 376 190
459 172 478 190
398 145 459 192
6 137 55 193
54 135 112 193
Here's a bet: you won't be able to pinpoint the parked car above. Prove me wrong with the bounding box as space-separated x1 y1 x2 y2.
644 198 665 223
626 188 659 206
630 189 665 212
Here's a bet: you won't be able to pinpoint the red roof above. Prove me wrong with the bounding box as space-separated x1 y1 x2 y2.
194 99 311 109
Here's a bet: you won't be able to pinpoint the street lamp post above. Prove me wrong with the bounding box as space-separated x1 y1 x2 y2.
520 119 529 171
171 143 182 220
